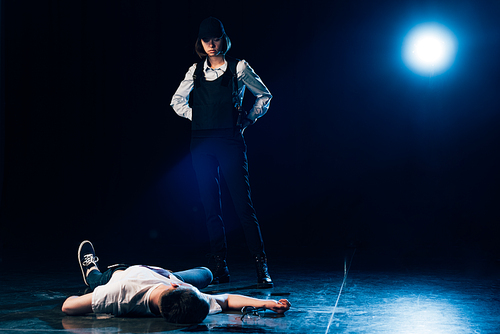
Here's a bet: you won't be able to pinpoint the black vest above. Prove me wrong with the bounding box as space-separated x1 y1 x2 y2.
189 57 239 134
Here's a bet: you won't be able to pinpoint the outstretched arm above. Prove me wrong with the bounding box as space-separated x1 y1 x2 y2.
213 294 291 314
62 293 93 315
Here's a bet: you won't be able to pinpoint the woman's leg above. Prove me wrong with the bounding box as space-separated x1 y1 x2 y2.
191 138 227 256
217 134 273 287
217 135 264 256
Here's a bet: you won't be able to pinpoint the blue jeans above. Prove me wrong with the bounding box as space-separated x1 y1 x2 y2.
87 265 213 291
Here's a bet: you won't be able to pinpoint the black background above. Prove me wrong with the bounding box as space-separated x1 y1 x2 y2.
1 0 499 265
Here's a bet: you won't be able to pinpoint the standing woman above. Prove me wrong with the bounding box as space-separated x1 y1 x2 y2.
170 17 273 288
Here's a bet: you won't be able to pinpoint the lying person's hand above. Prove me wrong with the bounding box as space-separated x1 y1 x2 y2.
265 299 291 313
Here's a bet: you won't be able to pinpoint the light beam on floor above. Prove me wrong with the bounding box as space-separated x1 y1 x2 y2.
325 248 356 334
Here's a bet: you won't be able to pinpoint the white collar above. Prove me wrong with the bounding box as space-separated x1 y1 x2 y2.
204 58 227 72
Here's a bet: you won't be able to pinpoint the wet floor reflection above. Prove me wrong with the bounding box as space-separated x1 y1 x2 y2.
1 254 499 333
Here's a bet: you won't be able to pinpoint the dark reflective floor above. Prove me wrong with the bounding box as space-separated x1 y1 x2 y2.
1 248 499 333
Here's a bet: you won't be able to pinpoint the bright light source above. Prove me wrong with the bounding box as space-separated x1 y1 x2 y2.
414 37 445 63
402 22 457 76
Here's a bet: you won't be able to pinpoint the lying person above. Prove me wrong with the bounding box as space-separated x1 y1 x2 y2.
62 241 291 324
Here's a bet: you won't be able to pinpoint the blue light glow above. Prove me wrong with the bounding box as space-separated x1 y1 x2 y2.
402 23 457 76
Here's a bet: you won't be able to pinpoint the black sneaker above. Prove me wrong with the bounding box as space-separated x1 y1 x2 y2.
78 240 99 286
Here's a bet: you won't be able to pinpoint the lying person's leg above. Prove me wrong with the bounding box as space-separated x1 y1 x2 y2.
78 240 128 290
86 265 129 290
171 267 213 289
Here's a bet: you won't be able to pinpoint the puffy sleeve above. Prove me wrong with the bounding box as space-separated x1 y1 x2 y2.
170 63 197 121
237 60 272 122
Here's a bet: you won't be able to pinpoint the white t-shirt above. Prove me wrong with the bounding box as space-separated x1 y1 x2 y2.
92 265 221 316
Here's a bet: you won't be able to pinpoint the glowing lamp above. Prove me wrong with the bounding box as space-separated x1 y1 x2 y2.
402 22 457 76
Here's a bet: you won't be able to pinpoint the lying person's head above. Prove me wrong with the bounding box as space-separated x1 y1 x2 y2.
159 284 210 324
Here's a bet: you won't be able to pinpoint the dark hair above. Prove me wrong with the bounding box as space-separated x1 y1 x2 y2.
194 35 232 58
159 288 210 324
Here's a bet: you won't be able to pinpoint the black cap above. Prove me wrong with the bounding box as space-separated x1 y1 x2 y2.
198 17 225 39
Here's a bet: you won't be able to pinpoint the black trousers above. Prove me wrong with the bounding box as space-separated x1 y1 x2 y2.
190 132 265 257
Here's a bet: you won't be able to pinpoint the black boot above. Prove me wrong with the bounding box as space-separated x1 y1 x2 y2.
208 254 230 284
255 255 273 288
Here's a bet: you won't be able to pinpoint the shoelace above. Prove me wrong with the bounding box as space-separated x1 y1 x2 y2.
82 254 99 267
